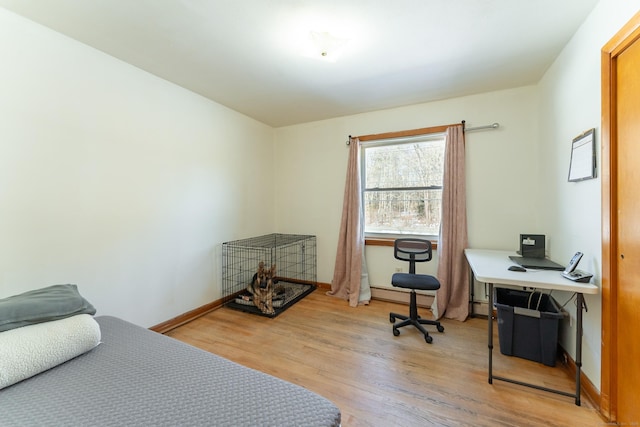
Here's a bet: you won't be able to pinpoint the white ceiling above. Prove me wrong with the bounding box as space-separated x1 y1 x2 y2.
0 0 599 127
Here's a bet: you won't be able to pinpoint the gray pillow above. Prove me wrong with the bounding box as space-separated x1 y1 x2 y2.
0 284 96 332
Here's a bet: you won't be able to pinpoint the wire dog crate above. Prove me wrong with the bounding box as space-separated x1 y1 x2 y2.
222 233 317 317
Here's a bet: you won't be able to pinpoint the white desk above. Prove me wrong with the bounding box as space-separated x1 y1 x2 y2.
464 249 599 405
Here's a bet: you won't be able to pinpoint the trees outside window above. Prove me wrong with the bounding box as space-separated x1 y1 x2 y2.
362 133 445 237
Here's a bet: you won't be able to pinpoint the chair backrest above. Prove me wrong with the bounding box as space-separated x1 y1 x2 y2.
394 239 433 274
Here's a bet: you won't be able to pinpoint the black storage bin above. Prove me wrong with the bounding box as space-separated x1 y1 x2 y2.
495 288 563 367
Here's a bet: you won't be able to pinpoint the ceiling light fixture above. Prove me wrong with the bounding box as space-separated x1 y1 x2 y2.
308 31 349 62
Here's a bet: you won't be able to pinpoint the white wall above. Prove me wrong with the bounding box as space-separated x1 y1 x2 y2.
0 9 275 327
537 0 640 392
275 86 540 287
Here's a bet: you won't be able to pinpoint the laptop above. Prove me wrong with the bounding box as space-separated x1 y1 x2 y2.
509 234 564 270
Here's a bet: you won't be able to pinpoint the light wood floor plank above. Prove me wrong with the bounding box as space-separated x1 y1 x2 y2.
167 290 605 427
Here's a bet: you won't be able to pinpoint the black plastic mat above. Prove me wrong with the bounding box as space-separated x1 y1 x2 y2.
227 281 315 318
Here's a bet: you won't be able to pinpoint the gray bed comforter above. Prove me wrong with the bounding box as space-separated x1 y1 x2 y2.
0 316 341 427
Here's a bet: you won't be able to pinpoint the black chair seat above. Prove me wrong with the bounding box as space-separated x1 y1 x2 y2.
392 272 440 291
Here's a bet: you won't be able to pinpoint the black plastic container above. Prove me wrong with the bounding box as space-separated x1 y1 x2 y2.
495 288 563 367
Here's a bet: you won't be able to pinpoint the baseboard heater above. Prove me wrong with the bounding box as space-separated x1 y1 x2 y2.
371 286 434 309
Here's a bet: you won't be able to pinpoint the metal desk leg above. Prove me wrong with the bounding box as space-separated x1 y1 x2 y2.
575 293 584 406
488 283 493 384
469 267 475 317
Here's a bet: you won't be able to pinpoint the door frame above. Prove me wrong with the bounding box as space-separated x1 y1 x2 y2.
600 10 640 421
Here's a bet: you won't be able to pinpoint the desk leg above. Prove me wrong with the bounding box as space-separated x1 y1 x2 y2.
468 267 475 317
575 293 584 406
488 282 493 384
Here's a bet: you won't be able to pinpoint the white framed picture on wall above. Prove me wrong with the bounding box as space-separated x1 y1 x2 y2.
568 128 596 182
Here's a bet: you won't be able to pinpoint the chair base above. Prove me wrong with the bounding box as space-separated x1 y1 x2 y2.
390 290 444 344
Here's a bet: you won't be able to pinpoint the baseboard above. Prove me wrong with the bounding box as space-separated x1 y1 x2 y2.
470 300 491 317
152 282 331 333
558 346 600 409
152 283 432 333
287 283 435 309
280 282 434 310
370 286 434 308
150 299 224 334
316 281 331 291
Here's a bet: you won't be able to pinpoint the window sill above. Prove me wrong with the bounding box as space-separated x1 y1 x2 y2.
365 237 438 250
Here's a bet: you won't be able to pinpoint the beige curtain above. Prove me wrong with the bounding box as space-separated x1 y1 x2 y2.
328 137 371 307
435 125 469 321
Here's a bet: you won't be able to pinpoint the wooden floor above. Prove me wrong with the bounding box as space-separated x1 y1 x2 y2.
167 289 606 427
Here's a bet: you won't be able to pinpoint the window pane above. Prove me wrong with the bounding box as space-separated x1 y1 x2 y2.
364 189 442 235
364 140 444 189
362 135 445 236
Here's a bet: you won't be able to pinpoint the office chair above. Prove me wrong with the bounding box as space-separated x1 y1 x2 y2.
389 238 444 343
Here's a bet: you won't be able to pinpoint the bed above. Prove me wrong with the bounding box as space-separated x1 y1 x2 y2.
0 287 341 427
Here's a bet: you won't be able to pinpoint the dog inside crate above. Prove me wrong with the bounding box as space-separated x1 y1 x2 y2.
222 234 317 317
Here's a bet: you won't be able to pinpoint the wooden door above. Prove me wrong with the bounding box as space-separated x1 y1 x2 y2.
615 33 640 424
602 12 640 424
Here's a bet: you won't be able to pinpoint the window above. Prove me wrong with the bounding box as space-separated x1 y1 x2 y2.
362 132 445 237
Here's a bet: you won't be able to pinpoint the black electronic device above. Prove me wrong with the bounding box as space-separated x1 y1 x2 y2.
508 265 526 272
519 234 545 258
510 234 566 270
561 251 593 282
508 255 564 270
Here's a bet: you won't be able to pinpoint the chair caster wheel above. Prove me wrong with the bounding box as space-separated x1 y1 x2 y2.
393 328 400 336
425 335 433 344
389 315 395 323
437 325 445 333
